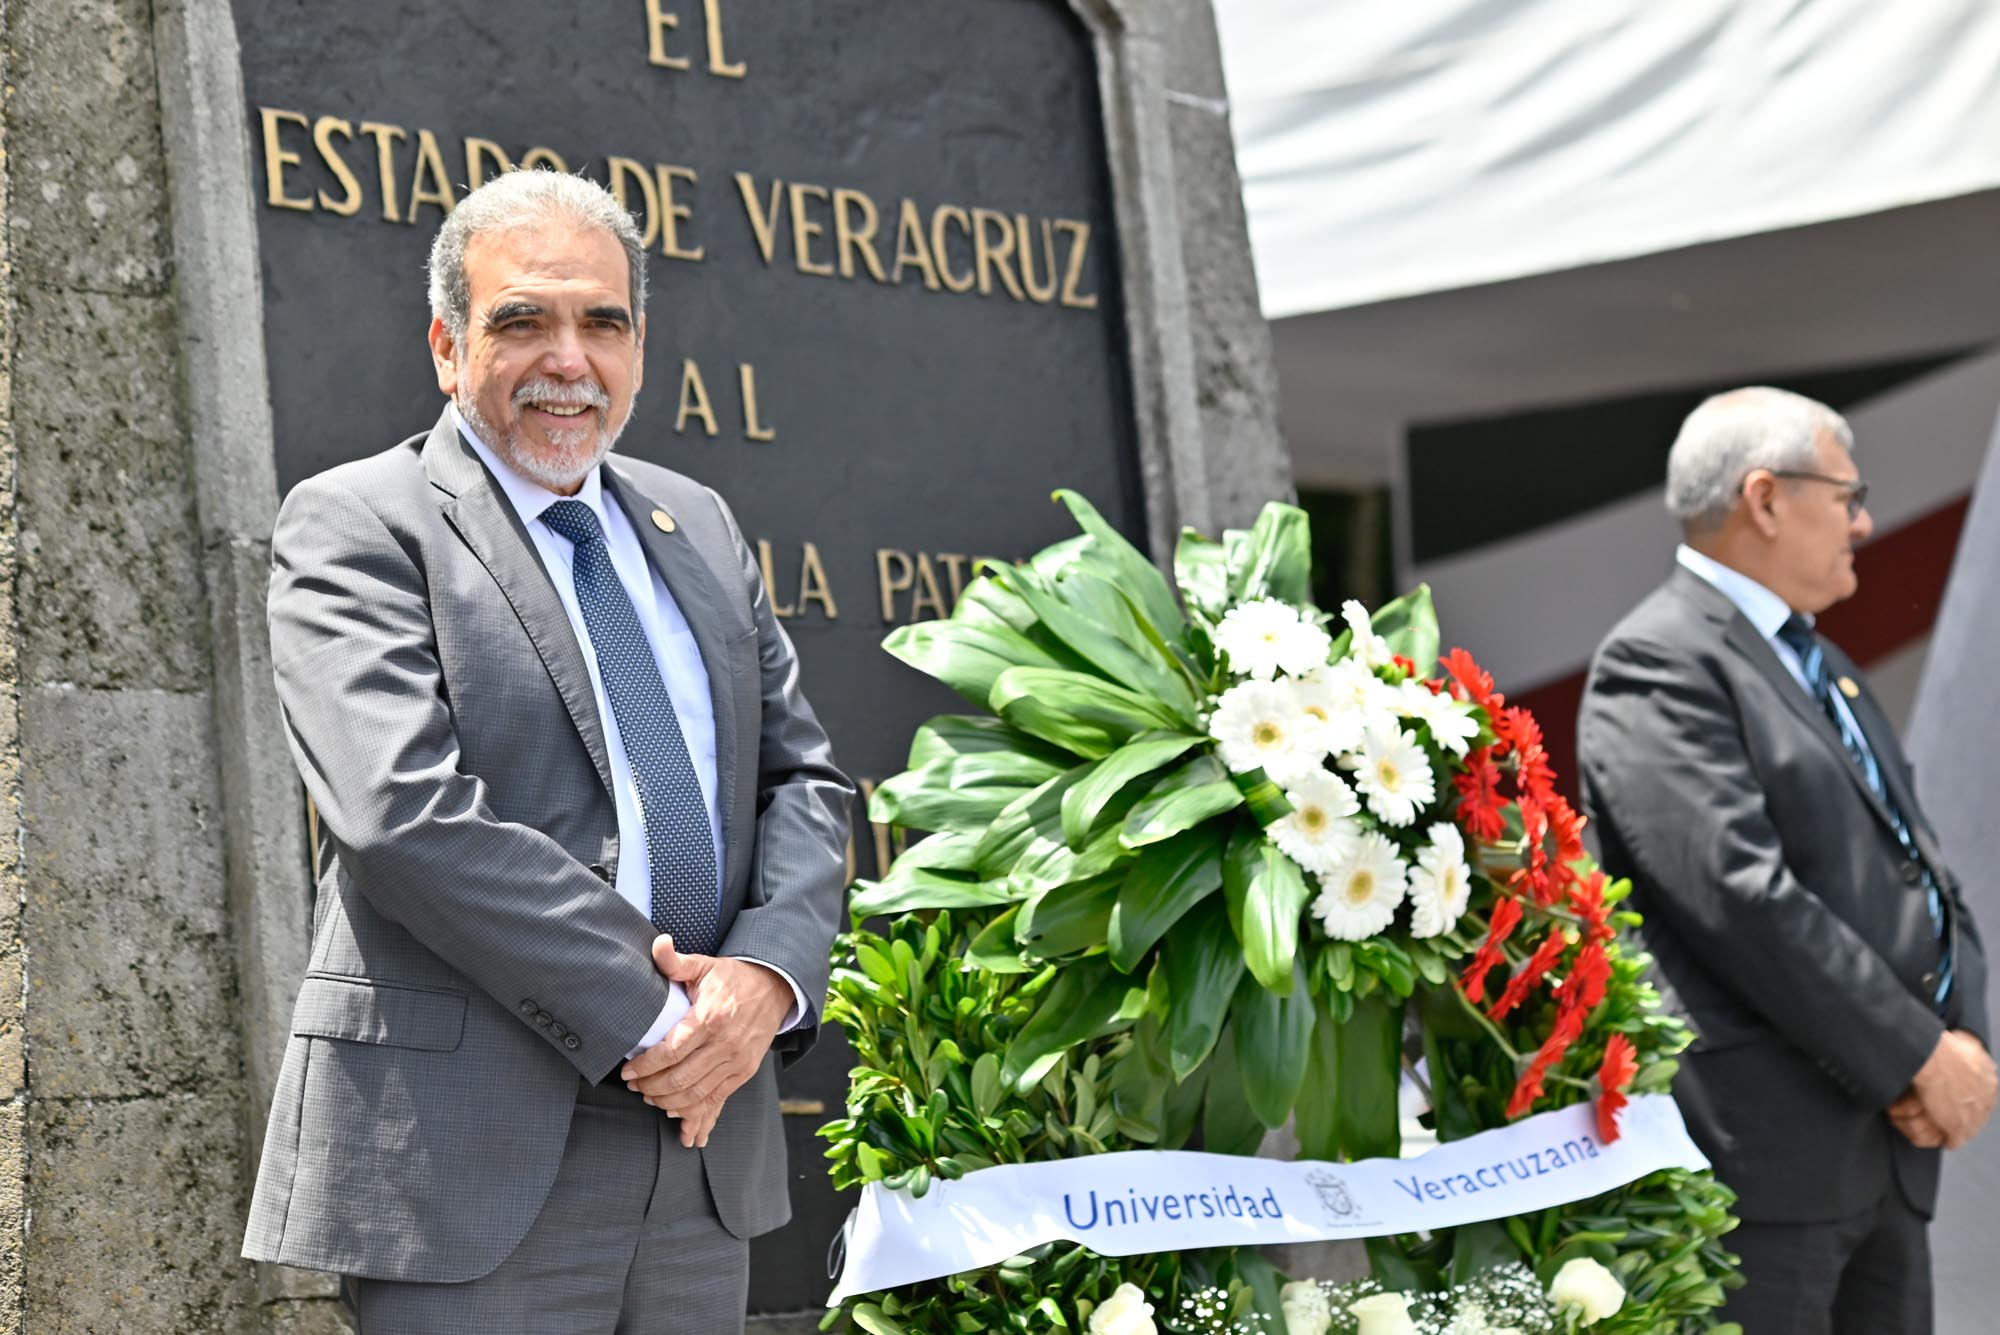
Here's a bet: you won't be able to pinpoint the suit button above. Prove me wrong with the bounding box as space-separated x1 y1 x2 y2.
520 1000 538 1015
1902 861 1924 885
1922 970 1940 991
563 1035 581 1050
535 1011 553 1028
550 1022 568 1039
589 863 612 882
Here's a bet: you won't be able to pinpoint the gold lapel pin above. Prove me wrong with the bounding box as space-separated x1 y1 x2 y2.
1837 675 1860 699
650 508 676 534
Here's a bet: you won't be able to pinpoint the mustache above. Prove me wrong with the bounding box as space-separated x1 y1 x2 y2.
512 378 611 410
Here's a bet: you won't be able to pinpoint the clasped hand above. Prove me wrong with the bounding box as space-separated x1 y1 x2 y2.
1889 1029 1997 1151
621 934 791 1150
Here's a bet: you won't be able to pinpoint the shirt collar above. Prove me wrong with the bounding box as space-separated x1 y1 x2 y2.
451 402 609 531
1675 543 1805 638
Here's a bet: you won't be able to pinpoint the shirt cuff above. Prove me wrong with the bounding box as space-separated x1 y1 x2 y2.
624 981 693 1060
736 956 809 1034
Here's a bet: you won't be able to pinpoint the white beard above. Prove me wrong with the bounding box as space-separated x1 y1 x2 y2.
457 374 633 492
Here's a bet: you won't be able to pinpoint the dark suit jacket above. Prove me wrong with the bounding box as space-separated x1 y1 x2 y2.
243 409 854 1281
1577 566 1988 1223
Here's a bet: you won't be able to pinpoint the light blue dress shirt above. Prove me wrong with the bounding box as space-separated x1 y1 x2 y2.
1675 543 1868 742
455 406 803 1055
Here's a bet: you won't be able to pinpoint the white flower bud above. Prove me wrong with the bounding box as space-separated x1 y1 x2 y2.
1348 1290 1420 1335
1280 1279 1333 1335
1549 1257 1627 1323
1087 1282 1157 1335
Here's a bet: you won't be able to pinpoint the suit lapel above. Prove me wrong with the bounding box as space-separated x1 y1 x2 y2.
602 465 750 890
423 411 617 802
1719 610 1902 837
1821 641 1957 881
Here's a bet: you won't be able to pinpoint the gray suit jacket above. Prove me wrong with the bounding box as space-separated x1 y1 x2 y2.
243 409 853 1282
1578 567 1988 1223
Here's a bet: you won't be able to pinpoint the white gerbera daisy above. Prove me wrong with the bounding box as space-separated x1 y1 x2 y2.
1396 678 1482 757
1341 599 1394 669
1311 831 1408 941
1268 772 1362 875
1316 657 1400 731
1407 822 1473 937
1292 670 1367 758
1340 721 1438 827
1208 680 1310 777
1214 597 1331 681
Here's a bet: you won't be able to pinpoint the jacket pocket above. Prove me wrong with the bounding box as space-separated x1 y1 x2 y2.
291 974 468 1052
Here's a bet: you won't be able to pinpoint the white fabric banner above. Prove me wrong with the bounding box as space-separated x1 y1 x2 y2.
1218 0 2000 316
829 1094 1707 1304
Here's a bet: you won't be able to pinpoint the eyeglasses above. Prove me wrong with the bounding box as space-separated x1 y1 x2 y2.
1771 470 1870 519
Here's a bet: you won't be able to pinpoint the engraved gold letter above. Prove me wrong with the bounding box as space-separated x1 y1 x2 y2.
259 108 314 212
676 359 719 436
788 183 834 277
930 205 975 294
406 128 456 221
311 116 363 217
608 158 662 249
734 173 784 264
360 122 408 222
756 540 797 618
1017 215 1058 304
1057 220 1098 310
656 165 704 261
739 364 775 442
972 208 1025 300
832 188 887 282
464 137 513 190
703 0 746 77
645 0 691 69
798 542 838 619
876 550 914 623
890 198 940 291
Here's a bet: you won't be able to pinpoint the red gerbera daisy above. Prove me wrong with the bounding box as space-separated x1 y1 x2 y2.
1596 1033 1639 1142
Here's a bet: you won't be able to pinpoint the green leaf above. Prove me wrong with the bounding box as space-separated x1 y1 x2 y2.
1014 874 1121 959
1364 1237 1441 1295
1060 732 1205 850
971 1052 1004 1119
848 865 1015 918
1227 502 1312 606
1121 753 1245 848
1107 827 1225 972
973 766 1089 880
1230 960 1315 1128
868 763 1037 834
849 1303 910 1335
1174 528 1230 623
1008 564 1199 720
1335 989 1404 1160
1222 823 1310 992
906 714 1073 772
1052 490 1186 640
1230 767 1294 826
1369 584 1440 675
965 905 1033 974
1294 991 1342 1160
1001 957 1143 1092
883 620 1070 709
1447 1219 1522 1288
1160 895 1246 1078
989 666 1184 760
1007 826 1136 899
1200 1026 1266 1155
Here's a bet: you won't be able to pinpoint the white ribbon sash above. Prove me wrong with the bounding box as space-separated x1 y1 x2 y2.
828 1093 1708 1304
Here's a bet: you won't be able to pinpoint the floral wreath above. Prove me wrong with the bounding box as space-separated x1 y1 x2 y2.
820 495 1740 1334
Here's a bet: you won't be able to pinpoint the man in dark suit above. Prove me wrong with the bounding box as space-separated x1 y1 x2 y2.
1578 387 1994 1333
242 170 853 1332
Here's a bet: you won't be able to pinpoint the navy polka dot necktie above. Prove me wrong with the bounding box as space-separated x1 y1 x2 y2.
542 500 719 956
1777 615 1951 1010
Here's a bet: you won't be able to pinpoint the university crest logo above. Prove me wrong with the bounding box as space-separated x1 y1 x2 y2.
1305 1168 1359 1221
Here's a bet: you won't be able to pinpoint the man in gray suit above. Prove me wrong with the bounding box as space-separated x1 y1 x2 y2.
1579 387 1994 1333
242 169 853 1333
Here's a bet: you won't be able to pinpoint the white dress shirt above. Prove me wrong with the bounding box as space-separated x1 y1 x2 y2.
1675 543 1867 741
455 406 804 1056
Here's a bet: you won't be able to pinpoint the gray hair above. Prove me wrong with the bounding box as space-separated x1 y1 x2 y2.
1664 386 1855 531
426 169 648 344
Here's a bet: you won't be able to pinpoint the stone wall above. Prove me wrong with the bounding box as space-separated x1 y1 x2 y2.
1 0 266 1327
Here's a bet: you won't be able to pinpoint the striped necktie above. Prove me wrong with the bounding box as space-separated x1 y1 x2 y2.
1776 615 1950 1011
542 499 720 956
